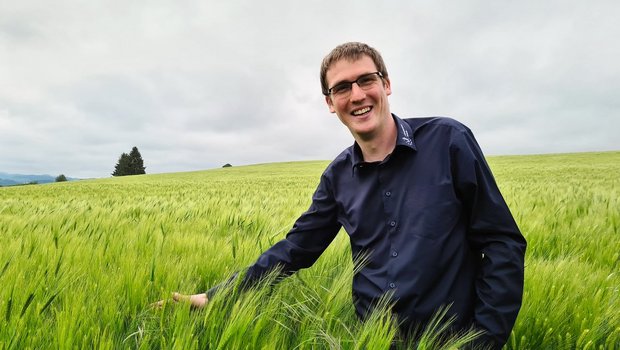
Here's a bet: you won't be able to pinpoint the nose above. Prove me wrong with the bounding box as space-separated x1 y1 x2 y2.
349 82 366 102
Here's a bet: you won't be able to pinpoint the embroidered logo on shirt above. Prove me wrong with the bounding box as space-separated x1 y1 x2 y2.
400 124 413 145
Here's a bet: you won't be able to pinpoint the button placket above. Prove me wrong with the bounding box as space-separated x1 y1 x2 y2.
379 166 398 293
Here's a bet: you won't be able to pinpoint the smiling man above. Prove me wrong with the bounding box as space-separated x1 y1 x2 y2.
164 42 526 349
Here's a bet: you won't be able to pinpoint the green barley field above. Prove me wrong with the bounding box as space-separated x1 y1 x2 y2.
1 151 619 349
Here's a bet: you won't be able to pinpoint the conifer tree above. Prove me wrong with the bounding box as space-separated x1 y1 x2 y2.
112 153 131 176
128 147 146 175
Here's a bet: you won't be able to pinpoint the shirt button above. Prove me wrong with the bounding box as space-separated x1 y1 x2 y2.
392 251 398 257
389 283 396 288
389 221 396 227
385 191 391 197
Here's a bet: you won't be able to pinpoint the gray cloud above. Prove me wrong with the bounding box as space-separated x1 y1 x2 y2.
1 0 618 178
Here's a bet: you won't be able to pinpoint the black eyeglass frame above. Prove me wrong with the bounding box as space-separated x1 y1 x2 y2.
325 71 384 97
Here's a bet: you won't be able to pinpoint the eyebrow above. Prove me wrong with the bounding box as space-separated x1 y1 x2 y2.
331 72 376 87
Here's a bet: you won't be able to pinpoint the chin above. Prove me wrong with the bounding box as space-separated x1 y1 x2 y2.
352 127 378 140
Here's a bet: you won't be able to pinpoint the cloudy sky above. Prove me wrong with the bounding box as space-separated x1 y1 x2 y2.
1 1 618 178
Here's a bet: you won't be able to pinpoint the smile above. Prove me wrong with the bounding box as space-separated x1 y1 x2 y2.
352 106 372 116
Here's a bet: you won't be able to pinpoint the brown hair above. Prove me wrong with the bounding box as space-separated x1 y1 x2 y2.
320 42 389 96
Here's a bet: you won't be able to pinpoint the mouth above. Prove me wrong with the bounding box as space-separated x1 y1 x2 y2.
351 106 372 117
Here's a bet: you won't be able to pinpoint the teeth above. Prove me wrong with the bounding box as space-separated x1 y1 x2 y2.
353 107 371 116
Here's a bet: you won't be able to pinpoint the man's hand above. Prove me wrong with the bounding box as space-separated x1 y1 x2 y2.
152 292 209 309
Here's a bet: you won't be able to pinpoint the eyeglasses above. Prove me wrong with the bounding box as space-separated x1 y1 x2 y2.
326 72 384 98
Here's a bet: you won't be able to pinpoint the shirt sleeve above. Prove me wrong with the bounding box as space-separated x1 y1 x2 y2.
207 172 342 299
451 125 527 347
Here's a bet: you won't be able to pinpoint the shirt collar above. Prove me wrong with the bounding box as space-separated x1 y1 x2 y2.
393 114 416 150
351 114 417 170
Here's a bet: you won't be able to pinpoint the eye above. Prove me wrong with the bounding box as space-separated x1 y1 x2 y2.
331 83 351 94
357 74 377 87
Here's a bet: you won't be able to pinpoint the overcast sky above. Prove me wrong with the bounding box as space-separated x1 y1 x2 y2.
1 1 618 178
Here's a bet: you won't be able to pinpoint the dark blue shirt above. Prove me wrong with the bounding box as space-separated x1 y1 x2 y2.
215 115 526 348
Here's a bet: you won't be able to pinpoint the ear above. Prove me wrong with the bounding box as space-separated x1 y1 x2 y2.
383 77 392 96
325 95 336 113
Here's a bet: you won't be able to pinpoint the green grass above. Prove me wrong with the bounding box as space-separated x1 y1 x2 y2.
0 152 619 349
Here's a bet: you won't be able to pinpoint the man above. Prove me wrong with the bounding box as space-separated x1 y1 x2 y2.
164 42 526 349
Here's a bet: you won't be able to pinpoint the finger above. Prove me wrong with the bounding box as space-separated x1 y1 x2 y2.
151 292 184 309
150 299 167 309
172 292 190 302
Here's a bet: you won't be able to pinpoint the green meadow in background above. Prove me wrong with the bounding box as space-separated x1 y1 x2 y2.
1 152 618 349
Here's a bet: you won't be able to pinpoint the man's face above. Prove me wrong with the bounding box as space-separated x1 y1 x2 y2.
324 55 392 141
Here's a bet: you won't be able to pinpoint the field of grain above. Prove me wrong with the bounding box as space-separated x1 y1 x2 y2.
1 152 618 349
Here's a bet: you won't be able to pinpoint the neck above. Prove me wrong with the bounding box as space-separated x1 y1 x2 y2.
356 117 397 162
